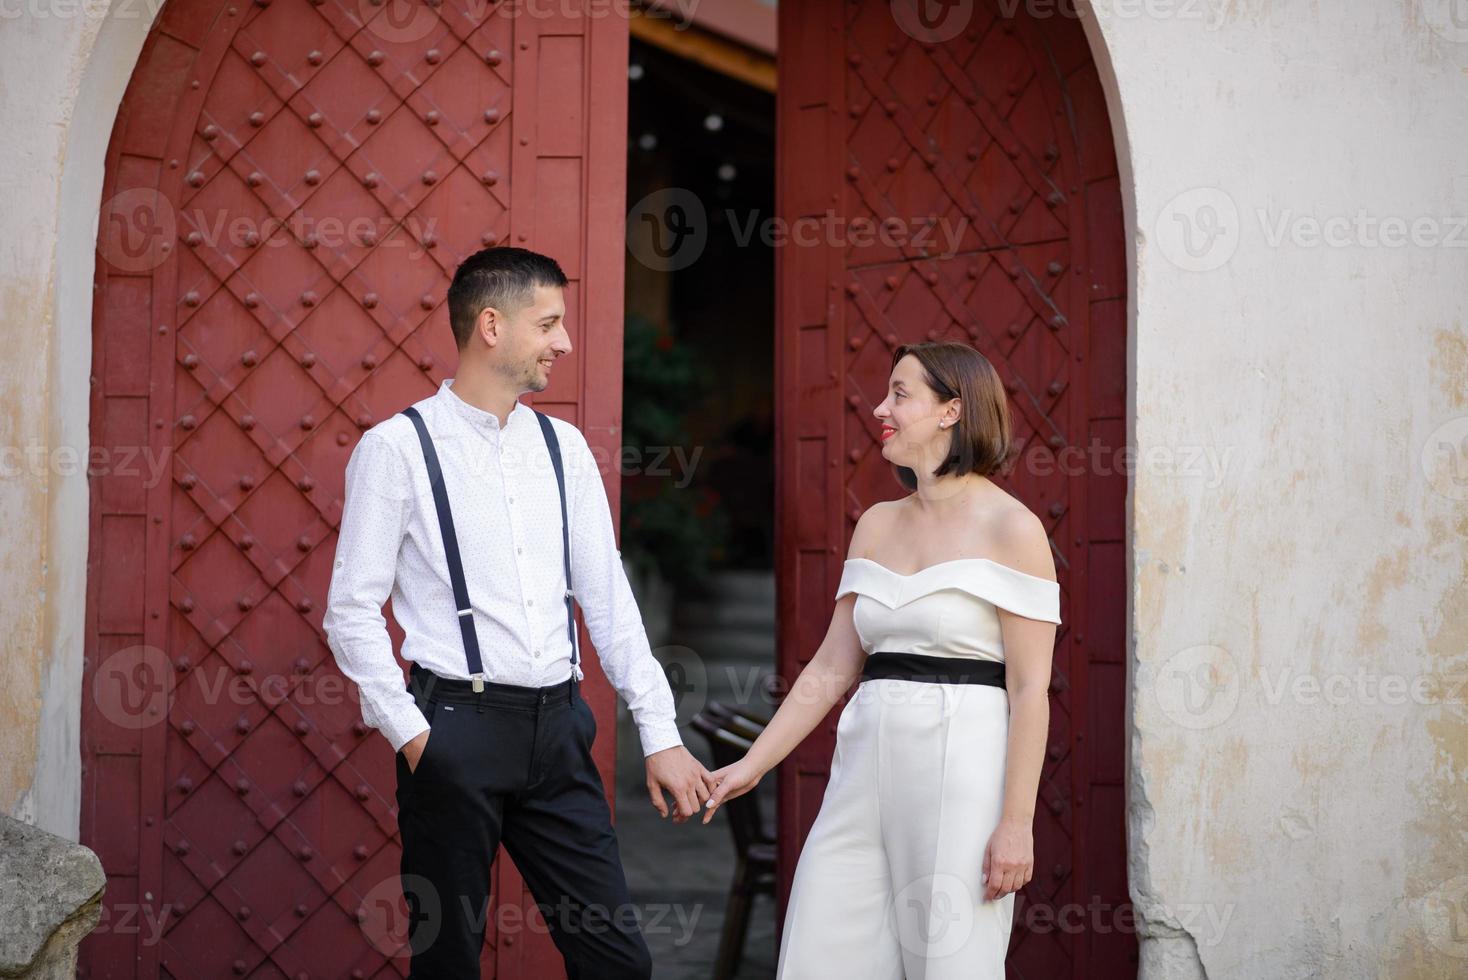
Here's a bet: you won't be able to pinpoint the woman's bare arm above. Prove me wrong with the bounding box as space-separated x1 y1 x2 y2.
741 592 866 778
701 508 882 819
995 506 1060 823
739 501 891 775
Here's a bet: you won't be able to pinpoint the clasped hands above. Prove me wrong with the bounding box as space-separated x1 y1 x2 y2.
649 748 771 825
404 727 754 826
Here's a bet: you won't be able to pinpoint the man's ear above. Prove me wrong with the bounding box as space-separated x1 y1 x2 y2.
477 305 500 348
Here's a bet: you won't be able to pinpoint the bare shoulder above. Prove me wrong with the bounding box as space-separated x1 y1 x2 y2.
847 498 905 559
983 497 1056 581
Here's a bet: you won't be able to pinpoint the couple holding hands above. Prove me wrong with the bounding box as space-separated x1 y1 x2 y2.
325 247 1061 979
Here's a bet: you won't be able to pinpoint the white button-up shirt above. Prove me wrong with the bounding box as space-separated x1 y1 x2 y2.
324 378 682 757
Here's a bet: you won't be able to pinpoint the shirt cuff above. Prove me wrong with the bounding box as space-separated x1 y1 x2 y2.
382 703 431 754
637 720 684 758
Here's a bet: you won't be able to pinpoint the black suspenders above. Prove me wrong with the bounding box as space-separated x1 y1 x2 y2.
399 404 579 693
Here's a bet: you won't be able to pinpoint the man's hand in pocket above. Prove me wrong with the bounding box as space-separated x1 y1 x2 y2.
403 728 431 773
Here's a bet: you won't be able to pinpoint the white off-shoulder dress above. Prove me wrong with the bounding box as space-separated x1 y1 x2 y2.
775 558 1062 980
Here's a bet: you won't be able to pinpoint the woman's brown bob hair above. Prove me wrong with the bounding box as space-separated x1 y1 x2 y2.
890 341 1013 491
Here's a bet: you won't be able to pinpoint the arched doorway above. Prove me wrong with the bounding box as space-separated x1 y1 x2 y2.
773 1 1132 975
78 0 1132 975
79 1 629 975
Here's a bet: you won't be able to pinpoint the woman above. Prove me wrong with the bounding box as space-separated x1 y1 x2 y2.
702 341 1062 979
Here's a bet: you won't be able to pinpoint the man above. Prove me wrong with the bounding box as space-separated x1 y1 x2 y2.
324 246 712 978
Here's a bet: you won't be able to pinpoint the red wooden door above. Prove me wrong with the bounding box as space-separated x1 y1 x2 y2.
81 2 628 977
774 1 1132 976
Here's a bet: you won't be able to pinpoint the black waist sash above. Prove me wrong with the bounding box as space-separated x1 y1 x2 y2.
861 652 1006 687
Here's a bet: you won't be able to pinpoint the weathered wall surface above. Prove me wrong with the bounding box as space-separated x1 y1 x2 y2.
0 0 157 836
1079 1 1468 975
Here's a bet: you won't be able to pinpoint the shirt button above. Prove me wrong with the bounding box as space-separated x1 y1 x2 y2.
516 547 523 554
526 599 534 607
508 496 514 504
533 650 541 658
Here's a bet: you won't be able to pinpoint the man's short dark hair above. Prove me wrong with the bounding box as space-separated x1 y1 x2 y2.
447 247 569 349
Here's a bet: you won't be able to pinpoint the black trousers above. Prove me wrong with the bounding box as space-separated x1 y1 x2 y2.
396 663 652 979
